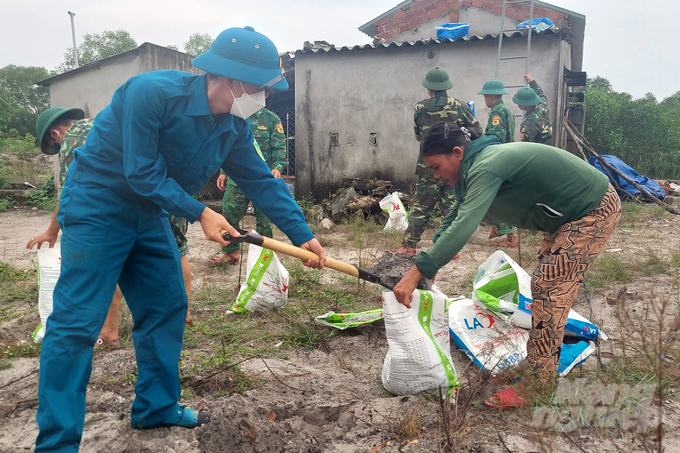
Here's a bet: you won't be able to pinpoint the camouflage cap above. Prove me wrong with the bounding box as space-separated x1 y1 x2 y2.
421 67 453 91
513 87 541 106
478 79 509 95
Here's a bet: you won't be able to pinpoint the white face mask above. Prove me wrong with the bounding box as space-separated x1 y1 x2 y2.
230 82 266 119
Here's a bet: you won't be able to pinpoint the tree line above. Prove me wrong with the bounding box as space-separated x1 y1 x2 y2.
582 77 680 180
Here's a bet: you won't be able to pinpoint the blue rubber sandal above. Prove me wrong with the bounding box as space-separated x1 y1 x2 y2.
132 405 210 430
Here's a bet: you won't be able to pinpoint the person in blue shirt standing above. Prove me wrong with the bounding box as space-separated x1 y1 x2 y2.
35 26 326 452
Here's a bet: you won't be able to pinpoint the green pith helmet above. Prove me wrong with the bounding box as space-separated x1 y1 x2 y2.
35 107 85 155
421 66 453 91
513 87 541 106
192 26 288 91
478 79 509 95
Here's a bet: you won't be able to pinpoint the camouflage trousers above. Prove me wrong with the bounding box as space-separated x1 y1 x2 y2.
168 214 189 256
526 185 621 384
221 184 273 253
403 174 456 248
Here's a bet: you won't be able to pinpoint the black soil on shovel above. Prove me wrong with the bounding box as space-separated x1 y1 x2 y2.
368 252 433 290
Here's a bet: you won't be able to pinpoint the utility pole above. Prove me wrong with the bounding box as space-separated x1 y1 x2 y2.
68 11 79 68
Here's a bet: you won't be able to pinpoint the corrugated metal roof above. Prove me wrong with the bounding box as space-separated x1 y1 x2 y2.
295 28 559 55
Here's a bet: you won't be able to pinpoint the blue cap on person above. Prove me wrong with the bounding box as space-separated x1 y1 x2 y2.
192 26 288 91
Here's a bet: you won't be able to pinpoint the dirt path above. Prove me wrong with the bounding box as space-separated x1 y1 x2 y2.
1 204 680 452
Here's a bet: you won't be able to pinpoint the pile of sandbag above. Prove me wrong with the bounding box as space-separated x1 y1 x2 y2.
448 251 604 377
373 251 607 396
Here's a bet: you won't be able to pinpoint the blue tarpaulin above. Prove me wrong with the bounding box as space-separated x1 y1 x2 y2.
516 17 554 29
588 155 666 200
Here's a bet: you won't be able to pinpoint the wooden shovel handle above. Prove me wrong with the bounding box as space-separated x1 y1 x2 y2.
258 237 360 279
219 229 359 279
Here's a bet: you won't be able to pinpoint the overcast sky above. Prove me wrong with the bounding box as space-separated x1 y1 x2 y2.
1 0 677 100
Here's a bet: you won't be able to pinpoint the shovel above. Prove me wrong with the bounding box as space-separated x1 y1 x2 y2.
221 229 393 290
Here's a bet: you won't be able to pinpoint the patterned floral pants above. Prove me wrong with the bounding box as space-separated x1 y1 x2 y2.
526 185 621 383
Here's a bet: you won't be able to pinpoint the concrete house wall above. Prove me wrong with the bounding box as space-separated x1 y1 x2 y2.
38 43 201 117
294 31 570 199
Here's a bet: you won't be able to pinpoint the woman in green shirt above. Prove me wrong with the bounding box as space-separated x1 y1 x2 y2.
393 122 621 407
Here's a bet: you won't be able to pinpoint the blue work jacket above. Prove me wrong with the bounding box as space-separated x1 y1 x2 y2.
69 70 312 246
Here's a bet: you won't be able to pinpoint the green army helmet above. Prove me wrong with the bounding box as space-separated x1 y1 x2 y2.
421 66 453 91
478 79 509 95
192 26 288 91
513 87 541 106
35 107 85 155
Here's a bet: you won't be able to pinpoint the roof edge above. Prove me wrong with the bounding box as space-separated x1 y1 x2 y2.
297 28 561 55
36 42 195 86
359 0 412 37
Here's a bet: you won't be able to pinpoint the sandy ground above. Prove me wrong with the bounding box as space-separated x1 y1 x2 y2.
1 205 680 452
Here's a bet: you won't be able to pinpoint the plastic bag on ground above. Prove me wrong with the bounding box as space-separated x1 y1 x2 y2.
448 297 598 378
315 309 383 330
379 192 408 233
448 297 528 375
229 242 289 313
381 288 459 396
473 251 607 341
33 244 62 343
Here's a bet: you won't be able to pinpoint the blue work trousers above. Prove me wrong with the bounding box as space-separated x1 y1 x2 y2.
35 179 187 452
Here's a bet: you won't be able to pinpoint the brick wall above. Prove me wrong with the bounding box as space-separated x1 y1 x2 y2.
373 0 569 40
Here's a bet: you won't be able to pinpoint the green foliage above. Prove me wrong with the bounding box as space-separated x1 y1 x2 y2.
26 176 57 211
0 198 16 211
59 30 138 73
585 254 632 289
583 78 680 179
296 195 316 211
0 261 37 303
0 64 51 137
0 342 41 359
183 33 213 56
0 159 8 189
0 130 38 160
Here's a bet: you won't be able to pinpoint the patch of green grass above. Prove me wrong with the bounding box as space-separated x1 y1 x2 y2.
637 251 667 276
0 359 12 371
0 261 37 303
649 205 670 220
585 254 632 289
670 251 680 272
0 342 41 359
522 229 543 246
192 280 234 307
620 201 643 227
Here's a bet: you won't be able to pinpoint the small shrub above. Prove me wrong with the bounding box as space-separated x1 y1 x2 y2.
0 198 16 212
26 176 57 211
0 131 38 161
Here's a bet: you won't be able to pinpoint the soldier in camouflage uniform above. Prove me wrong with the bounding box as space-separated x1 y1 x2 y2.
478 79 519 248
513 74 553 145
397 67 482 255
214 107 288 264
28 107 194 328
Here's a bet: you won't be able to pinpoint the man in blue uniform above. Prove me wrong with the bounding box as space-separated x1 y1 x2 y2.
35 26 326 452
